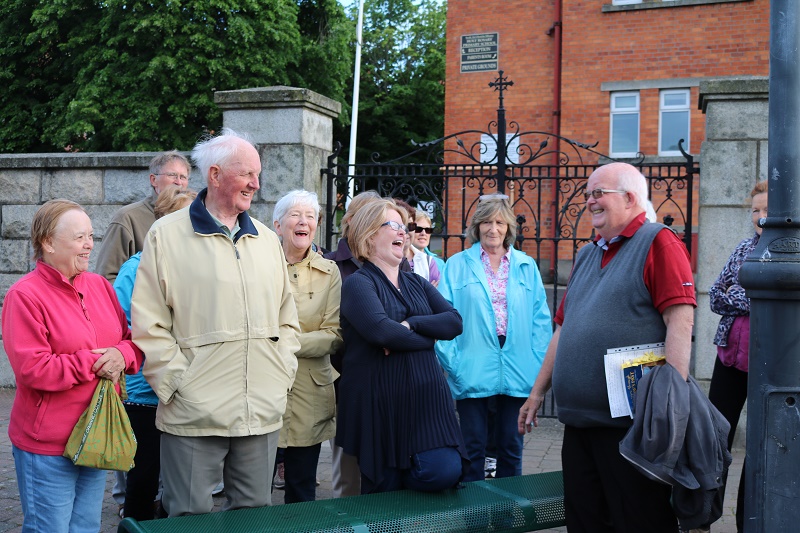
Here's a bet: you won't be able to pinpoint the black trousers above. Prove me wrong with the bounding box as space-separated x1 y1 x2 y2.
283 443 322 504
708 356 748 532
562 425 679 533
123 404 162 521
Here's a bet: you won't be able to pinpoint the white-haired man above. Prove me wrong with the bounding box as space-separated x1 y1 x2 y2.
132 129 300 516
519 162 696 532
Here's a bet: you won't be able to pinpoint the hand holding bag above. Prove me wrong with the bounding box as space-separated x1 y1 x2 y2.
63 377 137 471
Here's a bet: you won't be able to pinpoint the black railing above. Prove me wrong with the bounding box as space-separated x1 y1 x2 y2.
322 72 698 417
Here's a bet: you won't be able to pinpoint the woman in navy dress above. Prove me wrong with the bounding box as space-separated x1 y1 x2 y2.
335 198 467 494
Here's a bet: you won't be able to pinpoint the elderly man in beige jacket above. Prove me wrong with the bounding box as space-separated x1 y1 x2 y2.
132 129 300 517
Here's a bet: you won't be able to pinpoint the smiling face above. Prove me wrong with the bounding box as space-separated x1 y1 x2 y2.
412 214 433 249
274 203 319 260
369 208 407 268
478 212 509 253
751 192 768 235
585 166 640 241
150 159 191 194
209 139 261 218
43 209 94 281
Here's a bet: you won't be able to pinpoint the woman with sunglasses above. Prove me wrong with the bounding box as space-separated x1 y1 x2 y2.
409 212 445 286
404 212 441 287
336 199 467 494
436 194 552 482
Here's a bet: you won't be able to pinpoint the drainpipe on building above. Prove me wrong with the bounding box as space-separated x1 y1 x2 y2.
547 0 563 281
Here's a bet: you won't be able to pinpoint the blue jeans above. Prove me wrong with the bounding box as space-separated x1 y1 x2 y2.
12 445 106 533
456 395 525 482
361 446 462 494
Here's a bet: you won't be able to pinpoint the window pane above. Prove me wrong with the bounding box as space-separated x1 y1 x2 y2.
614 95 637 109
612 113 639 154
660 110 689 153
663 92 688 107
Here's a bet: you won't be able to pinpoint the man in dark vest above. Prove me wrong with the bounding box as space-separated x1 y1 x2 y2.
518 162 696 532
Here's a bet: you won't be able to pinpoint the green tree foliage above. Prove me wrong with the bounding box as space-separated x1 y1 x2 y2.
338 0 446 163
0 0 352 152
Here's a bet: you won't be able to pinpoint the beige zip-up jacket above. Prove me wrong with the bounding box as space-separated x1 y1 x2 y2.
279 250 343 448
132 191 300 437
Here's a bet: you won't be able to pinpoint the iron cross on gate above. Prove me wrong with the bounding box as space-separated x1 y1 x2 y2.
489 70 514 109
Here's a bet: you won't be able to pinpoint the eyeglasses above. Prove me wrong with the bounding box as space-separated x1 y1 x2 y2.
413 226 433 234
381 220 408 234
583 188 626 201
155 172 189 182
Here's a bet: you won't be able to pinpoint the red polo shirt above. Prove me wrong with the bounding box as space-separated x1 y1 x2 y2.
554 213 696 325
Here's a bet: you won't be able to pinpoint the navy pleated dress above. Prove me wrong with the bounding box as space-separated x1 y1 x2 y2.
336 261 468 491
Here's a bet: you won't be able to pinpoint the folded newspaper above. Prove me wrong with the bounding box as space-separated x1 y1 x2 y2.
604 342 666 418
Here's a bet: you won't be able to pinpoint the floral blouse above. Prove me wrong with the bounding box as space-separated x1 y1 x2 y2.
709 233 759 347
480 247 510 337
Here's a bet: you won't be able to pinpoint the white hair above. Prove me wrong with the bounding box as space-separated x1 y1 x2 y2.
191 128 254 181
604 162 648 211
273 190 321 225
645 201 657 222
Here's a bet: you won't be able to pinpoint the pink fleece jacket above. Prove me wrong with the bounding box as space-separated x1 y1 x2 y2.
2 261 143 455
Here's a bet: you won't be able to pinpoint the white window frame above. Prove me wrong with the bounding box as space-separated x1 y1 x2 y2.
612 0 640 5
609 91 640 158
658 88 690 156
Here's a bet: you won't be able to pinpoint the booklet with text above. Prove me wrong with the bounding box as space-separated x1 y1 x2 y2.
604 342 666 418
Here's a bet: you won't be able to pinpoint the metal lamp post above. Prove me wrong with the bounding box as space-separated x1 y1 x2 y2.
738 1 800 531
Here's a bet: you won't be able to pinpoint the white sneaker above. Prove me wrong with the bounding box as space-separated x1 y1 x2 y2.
212 481 224 496
484 456 497 479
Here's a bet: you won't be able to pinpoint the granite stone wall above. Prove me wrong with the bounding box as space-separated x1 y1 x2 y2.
695 76 769 448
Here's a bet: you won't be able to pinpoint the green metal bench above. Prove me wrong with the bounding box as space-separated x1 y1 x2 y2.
117 471 565 533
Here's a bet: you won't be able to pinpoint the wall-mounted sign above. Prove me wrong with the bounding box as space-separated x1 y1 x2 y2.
461 33 498 73
480 134 519 164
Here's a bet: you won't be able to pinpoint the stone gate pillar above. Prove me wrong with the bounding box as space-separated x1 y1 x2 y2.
214 86 341 238
696 76 769 447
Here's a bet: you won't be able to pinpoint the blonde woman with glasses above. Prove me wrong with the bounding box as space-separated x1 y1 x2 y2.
335 199 466 494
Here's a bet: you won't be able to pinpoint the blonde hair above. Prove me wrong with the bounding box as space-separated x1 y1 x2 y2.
348 199 407 262
154 188 197 219
341 190 381 239
415 211 433 226
31 199 86 261
466 196 517 249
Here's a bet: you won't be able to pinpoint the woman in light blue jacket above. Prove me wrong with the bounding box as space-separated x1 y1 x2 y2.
436 194 552 481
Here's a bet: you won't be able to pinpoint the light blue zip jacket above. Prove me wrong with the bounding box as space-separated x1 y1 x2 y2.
435 245 552 400
113 252 159 406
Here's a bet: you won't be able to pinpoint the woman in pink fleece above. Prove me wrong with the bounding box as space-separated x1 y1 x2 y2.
2 199 143 533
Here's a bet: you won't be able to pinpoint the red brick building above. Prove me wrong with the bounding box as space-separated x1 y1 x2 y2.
446 0 769 162
442 0 769 272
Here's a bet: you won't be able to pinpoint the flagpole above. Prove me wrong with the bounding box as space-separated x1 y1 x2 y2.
347 0 365 207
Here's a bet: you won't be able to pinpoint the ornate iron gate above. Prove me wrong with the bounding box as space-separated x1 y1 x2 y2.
322 72 698 416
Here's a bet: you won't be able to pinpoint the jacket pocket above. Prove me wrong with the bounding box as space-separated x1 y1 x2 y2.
310 366 336 426
31 392 48 437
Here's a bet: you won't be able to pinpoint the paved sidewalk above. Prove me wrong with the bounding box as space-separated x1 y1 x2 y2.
0 387 743 532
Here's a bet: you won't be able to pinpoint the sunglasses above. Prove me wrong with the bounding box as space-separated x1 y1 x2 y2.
583 188 627 201
413 226 433 234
